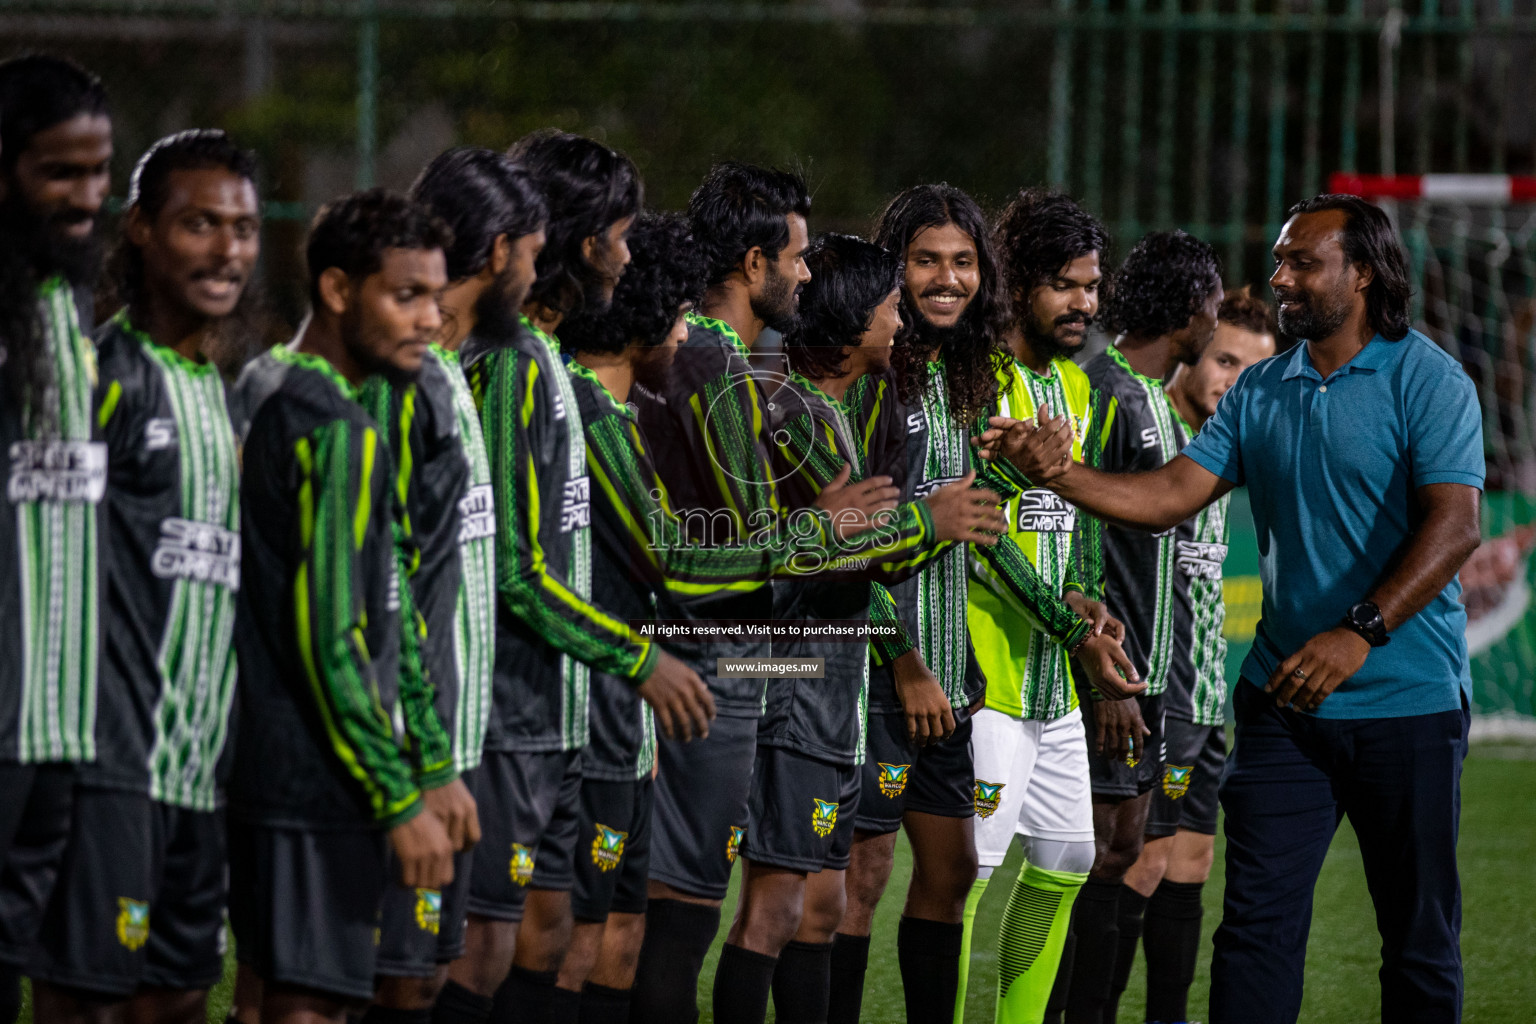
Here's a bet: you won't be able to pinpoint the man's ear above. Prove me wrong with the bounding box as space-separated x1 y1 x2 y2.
740 246 767 289
317 267 353 317
581 233 601 273
488 233 512 278
1352 260 1375 295
124 205 153 250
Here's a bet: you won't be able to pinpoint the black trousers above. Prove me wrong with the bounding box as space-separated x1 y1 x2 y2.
1210 681 1470 1024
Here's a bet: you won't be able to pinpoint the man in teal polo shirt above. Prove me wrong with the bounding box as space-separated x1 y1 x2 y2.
977 194 1483 1024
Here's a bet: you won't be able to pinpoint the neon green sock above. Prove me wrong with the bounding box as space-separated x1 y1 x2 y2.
996 863 1088 1024
954 875 991 1024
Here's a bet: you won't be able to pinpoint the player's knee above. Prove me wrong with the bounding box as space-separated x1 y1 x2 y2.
844 833 896 907
737 892 805 953
373 974 442 1010
1026 838 1096 876
799 886 847 942
453 917 519 995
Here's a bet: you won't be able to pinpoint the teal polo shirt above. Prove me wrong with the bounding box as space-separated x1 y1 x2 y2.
1182 329 1484 719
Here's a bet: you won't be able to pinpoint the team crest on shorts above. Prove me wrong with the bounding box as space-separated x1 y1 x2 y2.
877 763 911 798
974 780 1005 819
726 825 745 863
509 843 536 886
591 824 629 873
115 898 149 950
1162 764 1193 800
414 888 442 934
811 799 839 837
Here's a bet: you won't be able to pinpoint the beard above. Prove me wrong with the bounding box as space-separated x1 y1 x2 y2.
0 190 103 287
751 263 799 334
1023 311 1091 363
634 344 675 394
341 306 422 388
474 263 527 340
1276 285 1350 342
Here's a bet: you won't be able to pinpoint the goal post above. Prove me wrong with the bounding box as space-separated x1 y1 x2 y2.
1326 174 1536 739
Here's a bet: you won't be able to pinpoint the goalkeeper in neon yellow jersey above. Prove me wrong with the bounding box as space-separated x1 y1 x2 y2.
961 190 1120 1024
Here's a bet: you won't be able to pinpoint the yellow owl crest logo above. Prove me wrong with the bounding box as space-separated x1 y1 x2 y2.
812 799 839 838
877 763 911 798
509 843 536 886
726 825 745 863
115 898 150 950
974 780 1005 819
591 824 629 873
414 888 442 934
1162 765 1193 800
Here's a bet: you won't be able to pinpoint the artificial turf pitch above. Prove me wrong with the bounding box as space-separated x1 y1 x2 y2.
21 747 1534 1023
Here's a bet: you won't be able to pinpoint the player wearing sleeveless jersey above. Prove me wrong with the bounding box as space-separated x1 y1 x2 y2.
229 192 456 1017
962 190 1121 1024
0 57 112 1015
1103 287 1275 1024
26 130 254 1024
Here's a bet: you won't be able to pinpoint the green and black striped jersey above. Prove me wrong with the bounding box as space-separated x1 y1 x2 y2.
89 312 239 809
466 317 651 755
764 372 946 766
856 363 1092 712
1081 345 1186 697
0 277 104 765
1170 492 1230 725
967 357 1101 723
631 314 781 717
358 349 462 789
232 348 421 828
435 346 497 772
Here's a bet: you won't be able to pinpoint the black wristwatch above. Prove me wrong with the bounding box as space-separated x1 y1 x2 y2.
1342 601 1391 647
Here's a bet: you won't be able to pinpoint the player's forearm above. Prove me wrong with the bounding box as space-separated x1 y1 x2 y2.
1367 484 1482 632
1044 460 1202 534
975 538 1093 649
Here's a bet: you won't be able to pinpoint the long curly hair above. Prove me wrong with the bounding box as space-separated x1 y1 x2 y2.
993 187 1109 304
871 184 1007 425
559 211 706 355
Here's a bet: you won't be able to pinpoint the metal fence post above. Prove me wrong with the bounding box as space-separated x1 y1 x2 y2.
356 0 379 189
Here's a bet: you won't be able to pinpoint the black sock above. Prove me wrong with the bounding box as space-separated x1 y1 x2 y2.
577 982 630 1024
361 1007 433 1024
1104 885 1149 1024
548 985 582 1024
1062 878 1122 1024
896 916 964 1024
1043 920 1077 1024
826 932 871 1024
711 943 778 1024
495 966 559 1024
629 899 721 1024
433 980 495 1024
771 940 833 1024
0 969 19 1024
1143 880 1204 1023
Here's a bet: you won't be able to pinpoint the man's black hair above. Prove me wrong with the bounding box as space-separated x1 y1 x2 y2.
0 53 110 429
410 146 548 282
560 211 706 355
508 130 642 319
113 129 259 312
994 188 1109 306
871 183 1007 425
688 161 812 287
782 233 902 381
0 53 108 174
1287 193 1412 341
1102 230 1222 338
305 188 452 311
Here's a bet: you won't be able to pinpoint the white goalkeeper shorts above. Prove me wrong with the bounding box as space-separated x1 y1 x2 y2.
970 705 1095 869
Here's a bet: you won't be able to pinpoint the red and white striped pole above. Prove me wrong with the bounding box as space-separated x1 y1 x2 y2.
1329 173 1536 203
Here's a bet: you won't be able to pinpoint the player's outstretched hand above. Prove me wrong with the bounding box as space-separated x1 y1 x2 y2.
1092 692 1151 763
1075 633 1145 700
1065 591 1125 641
816 463 900 541
1265 626 1370 713
423 776 480 852
972 406 1074 485
892 648 955 747
638 651 717 742
922 471 1008 546
390 806 455 890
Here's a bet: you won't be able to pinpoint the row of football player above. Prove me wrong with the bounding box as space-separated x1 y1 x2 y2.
0 51 1275 1024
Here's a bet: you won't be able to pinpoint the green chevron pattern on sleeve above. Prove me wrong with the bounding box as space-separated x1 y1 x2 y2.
1188 493 1230 726
869 583 915 666
293 420 421 826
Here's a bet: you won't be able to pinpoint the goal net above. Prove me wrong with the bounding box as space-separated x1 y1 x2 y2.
1331 174 1536 739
